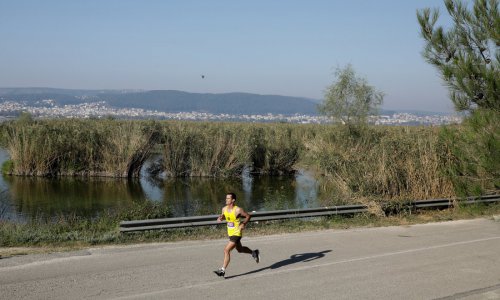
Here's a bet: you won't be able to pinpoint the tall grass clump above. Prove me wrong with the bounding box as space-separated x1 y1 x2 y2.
153 122 303 177
3 118 160 177
157 122 192 176
439 109 500 196
306 125 456 203
100 120 161 177
4 118 101 176
158 122 250 177
188 123 250 176
249 124 301 175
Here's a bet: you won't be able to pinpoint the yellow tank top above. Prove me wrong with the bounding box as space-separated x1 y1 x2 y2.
224 206 241 237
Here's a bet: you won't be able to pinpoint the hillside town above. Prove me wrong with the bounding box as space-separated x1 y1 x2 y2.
0 100 463 125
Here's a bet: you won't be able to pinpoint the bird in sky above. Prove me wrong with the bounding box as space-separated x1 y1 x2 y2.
201 75 205 79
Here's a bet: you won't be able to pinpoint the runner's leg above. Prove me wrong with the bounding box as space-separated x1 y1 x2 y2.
235 240 253 254
223 241 236 269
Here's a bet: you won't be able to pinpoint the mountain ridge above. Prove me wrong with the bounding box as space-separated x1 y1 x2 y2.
0 87 453 116
0 87 320 115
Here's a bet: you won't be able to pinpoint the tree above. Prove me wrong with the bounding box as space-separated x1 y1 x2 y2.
16 111 34 124
417 0 499 113
318 64 384 125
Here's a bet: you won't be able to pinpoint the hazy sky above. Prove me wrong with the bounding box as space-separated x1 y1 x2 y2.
1 0 459 112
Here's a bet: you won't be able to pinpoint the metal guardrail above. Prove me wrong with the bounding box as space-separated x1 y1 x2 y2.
119 194 500 232
410 194 500 208
119 204 367 232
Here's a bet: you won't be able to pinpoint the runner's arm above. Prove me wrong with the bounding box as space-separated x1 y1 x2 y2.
217 208 225 222
238 208 251 229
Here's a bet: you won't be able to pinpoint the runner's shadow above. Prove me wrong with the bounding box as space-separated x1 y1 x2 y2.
225 250 332 279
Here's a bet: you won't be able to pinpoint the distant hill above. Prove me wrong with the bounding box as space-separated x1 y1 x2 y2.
0 88 320 115
0 87 453 116
102 90 319 115
0 87 142 97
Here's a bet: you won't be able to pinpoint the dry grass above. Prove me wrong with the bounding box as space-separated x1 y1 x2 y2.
3 119 160 177
306 126 456 203
159 122 250 177
101 121 160 177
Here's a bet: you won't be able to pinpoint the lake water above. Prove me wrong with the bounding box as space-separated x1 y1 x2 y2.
0 149 337 222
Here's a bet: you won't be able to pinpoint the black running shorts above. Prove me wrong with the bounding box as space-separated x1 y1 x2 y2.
229 235 242 243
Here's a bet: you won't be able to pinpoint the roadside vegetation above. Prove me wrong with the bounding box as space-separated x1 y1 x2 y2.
1 201 499 256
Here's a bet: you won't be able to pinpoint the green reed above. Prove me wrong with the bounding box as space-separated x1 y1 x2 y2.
0 117 497 202
99 120 161 177
154 122 300 177
248 124 301 175
160 122 250 177
2 119 160 177
304 125 457 203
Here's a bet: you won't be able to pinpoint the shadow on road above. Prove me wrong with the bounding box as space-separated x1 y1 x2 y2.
225 250 332 279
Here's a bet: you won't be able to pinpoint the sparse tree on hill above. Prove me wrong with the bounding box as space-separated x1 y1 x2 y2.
417 0 499 113
318 64 384 125
16 112 33 124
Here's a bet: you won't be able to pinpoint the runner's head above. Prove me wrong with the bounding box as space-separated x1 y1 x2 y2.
226 192 236 205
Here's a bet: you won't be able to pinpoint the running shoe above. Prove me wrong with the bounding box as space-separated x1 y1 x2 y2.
252 249 260 263
214 268 225 277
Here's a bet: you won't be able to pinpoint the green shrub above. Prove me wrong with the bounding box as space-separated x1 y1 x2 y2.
439 110 500 196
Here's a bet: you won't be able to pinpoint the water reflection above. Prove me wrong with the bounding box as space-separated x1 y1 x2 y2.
142 172 320 217
2 176 146 221
0 148 333 222
158 177 240 216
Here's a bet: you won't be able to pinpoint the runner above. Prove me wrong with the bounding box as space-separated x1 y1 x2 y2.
214 192 260 278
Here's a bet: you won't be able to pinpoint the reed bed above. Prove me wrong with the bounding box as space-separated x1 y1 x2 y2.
0 116 497 202
305 126 456 203
159 122 250 177
5 119 102 176
100 120 160 177
3 119 160 177
154 122 300 177
248 124 301 175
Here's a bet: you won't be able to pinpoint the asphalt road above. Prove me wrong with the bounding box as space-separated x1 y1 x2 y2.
1 218 499 300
